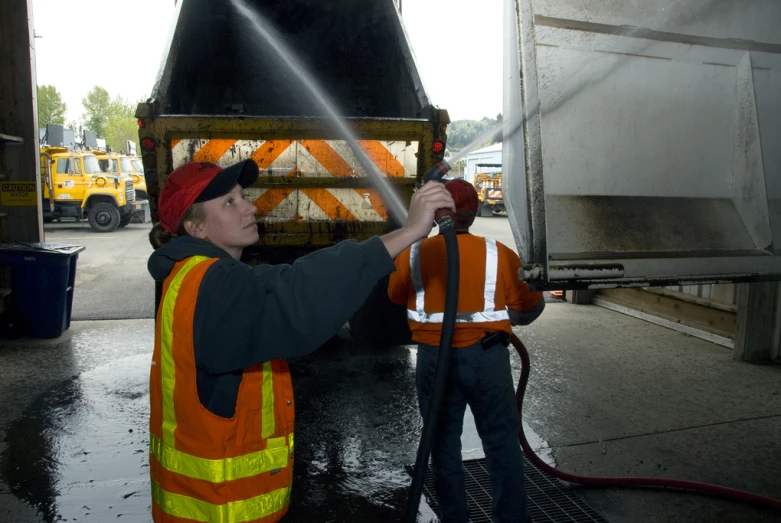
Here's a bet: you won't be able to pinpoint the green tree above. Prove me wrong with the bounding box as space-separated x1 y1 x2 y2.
445 115 502 151
37 85 67 126
82 86 111 137
105 96 139 153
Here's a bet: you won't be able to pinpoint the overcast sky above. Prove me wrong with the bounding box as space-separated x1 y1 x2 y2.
30 0 503 124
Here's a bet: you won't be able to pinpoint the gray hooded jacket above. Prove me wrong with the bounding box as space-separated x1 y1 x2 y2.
148 235 396 417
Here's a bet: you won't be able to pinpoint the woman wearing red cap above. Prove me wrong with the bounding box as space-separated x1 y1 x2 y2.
388 178 544 523
146 159 454 523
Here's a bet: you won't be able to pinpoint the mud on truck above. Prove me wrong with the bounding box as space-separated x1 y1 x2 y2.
137 0 449 345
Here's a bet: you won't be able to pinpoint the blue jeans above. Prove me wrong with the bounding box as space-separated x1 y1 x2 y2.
416 340 527 523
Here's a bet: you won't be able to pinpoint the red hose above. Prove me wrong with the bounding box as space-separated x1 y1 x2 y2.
510 333 781 512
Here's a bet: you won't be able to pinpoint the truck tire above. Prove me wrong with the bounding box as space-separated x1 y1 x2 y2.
88 203 121 233
480 202 493 217
118 212 133 228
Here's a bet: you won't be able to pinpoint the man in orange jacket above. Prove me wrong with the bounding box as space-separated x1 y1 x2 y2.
388 178 545 523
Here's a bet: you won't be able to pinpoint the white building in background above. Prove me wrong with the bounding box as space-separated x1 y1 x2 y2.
463 143 502 184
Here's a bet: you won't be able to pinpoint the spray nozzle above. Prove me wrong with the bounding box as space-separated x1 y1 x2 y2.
417 160 451 189
414 160 455 226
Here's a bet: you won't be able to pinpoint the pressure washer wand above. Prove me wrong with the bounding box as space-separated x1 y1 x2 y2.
421 159 451 185
418 160 455 227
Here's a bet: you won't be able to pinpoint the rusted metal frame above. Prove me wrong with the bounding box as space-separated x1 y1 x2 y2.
249 177 416 189
530 273 781 292
144 115 436 188
154 115 432 138
534 15 781 55
253 221 391 247
517 0 548 281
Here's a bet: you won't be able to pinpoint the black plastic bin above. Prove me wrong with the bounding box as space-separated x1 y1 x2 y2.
0 243 85 338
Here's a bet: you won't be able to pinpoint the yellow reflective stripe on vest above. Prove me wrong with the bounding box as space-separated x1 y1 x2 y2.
150 434 291 482
261 361 275 439
161 256 211 448
152 478 291 523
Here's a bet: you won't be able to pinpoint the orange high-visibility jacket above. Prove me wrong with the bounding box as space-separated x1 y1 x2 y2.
388 234 543 347
150 256 295 523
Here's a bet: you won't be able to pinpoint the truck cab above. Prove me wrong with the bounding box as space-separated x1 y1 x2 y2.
128 156 148 201
40 147 136 232
473 165 504 216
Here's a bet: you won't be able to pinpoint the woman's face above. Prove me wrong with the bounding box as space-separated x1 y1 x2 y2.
188 184 259 259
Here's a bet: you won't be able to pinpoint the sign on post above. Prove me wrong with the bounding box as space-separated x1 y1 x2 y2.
0 182 38 206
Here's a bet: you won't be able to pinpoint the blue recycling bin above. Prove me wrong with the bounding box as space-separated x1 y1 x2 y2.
0 242 85 338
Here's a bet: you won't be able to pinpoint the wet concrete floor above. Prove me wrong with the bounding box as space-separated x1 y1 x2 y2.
1 303 780 523
0 320 546 523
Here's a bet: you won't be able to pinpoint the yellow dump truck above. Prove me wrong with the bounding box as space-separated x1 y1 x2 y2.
137 0 448 344
94 150 151 223
39 147 136 232
128 156 148 201
473 167 504 216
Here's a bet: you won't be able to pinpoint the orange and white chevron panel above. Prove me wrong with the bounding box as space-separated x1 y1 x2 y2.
170 138 418 222
487 190 503 199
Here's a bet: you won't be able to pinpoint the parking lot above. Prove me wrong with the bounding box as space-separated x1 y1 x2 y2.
44 221 155 320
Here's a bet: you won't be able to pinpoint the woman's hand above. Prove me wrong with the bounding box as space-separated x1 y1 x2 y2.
404 181 456 241
379 181 455 258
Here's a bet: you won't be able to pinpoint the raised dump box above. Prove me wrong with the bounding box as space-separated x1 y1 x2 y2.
503 0 781 289
138 0 448 263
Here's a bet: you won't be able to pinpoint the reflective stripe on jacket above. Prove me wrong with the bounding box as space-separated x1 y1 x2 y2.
150 256 295 523
388 233 543 348
407 238 509 324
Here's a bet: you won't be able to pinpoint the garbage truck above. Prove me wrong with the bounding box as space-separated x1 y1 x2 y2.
137 0 448 343
503 0 781 290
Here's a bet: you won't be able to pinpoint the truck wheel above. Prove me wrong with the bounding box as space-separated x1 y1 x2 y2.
88 203 121 232
118 212 133 228
480 202 493 217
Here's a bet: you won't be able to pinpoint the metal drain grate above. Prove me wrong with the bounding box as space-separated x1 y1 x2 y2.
409 456 609 523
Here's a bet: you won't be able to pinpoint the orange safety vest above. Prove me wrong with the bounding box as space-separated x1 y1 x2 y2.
407 237 510 326
389 234 542 347
149 256 295 523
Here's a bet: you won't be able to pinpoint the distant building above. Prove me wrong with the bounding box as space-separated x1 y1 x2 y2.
463 143 502 184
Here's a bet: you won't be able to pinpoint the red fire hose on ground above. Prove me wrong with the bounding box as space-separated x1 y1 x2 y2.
510 333 781 512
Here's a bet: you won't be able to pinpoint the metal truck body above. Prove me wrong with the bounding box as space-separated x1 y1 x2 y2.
503 0 781 289
137 0 448 263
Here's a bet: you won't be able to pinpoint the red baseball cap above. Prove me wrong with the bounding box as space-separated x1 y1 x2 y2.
444 178 479 226
158 160 259 233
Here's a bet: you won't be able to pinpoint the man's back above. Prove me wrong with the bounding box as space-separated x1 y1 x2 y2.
388 232 543 347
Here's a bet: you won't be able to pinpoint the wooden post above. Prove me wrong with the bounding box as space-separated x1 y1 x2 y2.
0 0 43 242
733 282 779 362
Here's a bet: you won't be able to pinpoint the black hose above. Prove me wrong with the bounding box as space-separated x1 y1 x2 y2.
403 219 460 523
